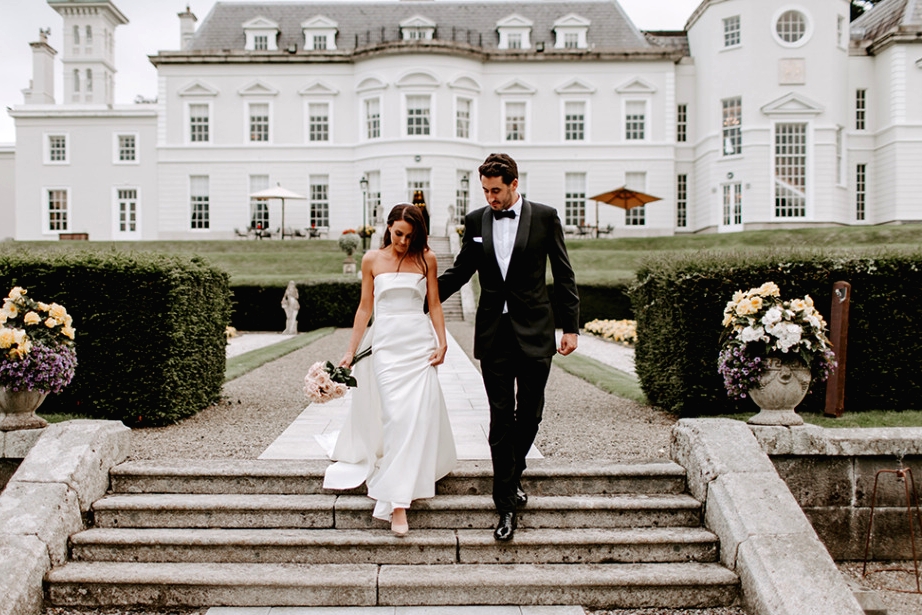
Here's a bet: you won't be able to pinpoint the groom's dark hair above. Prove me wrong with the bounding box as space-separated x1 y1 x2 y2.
479 153 518 185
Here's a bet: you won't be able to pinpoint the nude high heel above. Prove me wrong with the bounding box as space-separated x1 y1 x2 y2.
391 508 409 536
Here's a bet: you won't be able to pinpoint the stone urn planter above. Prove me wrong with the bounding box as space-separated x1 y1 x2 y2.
0 387 49 431
748 355 811 426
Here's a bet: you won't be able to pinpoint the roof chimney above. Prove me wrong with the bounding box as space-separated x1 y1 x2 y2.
178 5 197 50
22 28 56 104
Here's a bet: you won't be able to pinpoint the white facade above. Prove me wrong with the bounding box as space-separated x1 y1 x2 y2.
0 145 15 240
7 0 922 241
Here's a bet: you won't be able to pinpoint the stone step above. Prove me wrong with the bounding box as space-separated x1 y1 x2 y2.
45 561 739 608
108 459 687 497
71 527 719 565
92 493 702 530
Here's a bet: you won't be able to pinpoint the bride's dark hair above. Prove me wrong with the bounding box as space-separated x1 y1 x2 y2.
382 203 429 274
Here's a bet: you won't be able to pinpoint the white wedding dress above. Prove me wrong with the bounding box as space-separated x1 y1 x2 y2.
322 272 457 521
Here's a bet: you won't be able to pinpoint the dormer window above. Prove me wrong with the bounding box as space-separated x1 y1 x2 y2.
497 14 532 50
553 14 590 50
400 15 436 41
243 16 279 51
302 15 338 51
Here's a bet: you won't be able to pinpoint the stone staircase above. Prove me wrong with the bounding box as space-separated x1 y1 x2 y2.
45 459 739 609
429 235 464 322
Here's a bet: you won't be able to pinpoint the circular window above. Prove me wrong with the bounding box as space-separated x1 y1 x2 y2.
776 10 807 44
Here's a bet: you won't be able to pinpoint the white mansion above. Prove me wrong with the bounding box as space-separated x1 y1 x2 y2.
3 0 922 241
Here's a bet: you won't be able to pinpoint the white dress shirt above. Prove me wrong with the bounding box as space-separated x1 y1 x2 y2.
493 196 522 312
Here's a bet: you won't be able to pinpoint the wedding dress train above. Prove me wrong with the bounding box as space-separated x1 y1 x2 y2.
322 272 457 521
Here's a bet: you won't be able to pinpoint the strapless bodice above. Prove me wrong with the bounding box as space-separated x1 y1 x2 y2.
374 272 426 316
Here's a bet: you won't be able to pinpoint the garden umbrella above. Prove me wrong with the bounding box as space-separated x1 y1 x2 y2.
248 183 307 239
588 186 662 237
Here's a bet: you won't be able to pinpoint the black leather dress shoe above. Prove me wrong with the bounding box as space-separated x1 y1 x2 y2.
493 511 517 541
515 482 528 508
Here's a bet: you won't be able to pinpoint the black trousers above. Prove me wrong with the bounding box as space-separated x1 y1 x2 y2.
480 314 553 513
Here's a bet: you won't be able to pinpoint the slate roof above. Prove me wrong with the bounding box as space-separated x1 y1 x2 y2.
852 0 922 41
186 0 660 53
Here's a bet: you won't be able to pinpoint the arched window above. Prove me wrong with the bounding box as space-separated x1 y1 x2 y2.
85 25 93 44
73 25 80 45
86 69 93 92
73 69 80 92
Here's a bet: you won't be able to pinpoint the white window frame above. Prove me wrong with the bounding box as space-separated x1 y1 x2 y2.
44 132 70 165
855 89 867 131
498 27 531 50
676 173 688 228
564 172 586 227
43 186 70 234
406 168 431 205
307 101 332 143
720 182 743 231
186 101 213 145
247 101 272 144
112 132 139 164
455 96 473 140
722 96 742 156
723 15 741 48
677 103 688 143
624 172 647 226
189 175 210 231
244 26 278 51
837 15 847 50
310 175 331 228
503 99 529 142
771 120 813 220
855 163 867 222
404 94 433 138
623 99 649 142
249 174 270 230
562 99 588 142
363 96 382 141
112 186 141 239
771 6 813 49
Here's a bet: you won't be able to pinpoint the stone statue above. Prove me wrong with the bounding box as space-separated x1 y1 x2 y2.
281 281 299 335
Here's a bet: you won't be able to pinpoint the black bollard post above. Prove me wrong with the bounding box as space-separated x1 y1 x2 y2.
824 281 851 418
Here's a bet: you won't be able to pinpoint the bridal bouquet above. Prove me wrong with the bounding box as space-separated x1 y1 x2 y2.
303 347 372 404
718 281 836 399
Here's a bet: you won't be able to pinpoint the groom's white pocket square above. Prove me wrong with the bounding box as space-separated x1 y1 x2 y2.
473 236 483 243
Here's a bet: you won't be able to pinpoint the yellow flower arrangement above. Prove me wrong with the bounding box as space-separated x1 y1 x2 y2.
583 319 637 345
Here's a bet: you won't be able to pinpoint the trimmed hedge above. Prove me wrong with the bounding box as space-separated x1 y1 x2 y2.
230 281 362 331
629 249 922 416
235 280 631 332
0 251 231 426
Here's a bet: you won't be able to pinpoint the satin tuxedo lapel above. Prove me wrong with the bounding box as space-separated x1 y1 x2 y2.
481 207 501 279
507 199 532 278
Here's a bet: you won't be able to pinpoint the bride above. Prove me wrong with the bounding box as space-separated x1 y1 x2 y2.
323 203 457 535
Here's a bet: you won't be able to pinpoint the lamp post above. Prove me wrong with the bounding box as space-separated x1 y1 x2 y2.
359 176 369 250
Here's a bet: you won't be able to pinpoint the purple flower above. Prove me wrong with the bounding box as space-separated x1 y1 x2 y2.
0 342 77 394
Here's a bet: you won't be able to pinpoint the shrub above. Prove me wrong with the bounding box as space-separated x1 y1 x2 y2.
629 248 922 416
548 282 633 328
0 250 231 426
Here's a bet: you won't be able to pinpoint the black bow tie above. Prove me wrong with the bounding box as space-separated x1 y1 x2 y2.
493 209 516 220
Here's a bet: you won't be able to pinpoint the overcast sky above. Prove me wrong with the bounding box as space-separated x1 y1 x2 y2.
0 0 702 143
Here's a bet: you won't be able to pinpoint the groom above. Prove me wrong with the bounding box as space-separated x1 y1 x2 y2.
439 153 580 541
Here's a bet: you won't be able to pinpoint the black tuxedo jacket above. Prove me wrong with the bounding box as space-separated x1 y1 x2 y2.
438 199 580 360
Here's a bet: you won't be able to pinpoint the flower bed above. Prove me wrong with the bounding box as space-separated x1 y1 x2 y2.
583 319 637 345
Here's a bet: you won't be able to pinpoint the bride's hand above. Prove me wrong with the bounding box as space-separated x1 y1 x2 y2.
429 345 447 366
339 351 354 368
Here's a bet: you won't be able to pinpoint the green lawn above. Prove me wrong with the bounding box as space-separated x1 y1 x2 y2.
7 224 922 286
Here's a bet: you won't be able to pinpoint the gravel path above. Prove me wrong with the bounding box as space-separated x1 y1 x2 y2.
52 324 917 615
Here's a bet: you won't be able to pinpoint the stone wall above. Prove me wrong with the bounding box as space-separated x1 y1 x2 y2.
752 425 922 560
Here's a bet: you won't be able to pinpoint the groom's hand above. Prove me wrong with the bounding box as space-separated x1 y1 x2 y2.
557 333 578 356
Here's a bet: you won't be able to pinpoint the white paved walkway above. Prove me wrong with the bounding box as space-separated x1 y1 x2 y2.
257 329 541 461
